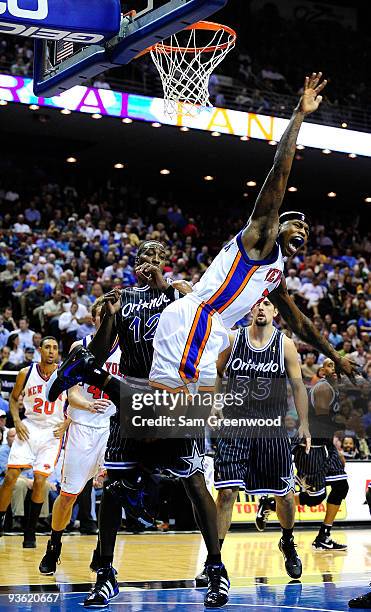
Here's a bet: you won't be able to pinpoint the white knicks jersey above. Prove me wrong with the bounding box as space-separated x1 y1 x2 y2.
67 335 122 428
191 232 284 328
23 364 66 428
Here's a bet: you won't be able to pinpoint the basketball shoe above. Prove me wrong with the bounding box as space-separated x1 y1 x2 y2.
106 477 154 529
312 535 347 551
84 566 119 607
204 563 230 608
278 537 302 579
349 591 371 608
255 496 276 532
46 346 100 402
39 540 62 575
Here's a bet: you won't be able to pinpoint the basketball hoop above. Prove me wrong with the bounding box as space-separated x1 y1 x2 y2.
148 21 236 117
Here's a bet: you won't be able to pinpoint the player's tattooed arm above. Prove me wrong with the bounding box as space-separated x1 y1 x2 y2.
241 73 327 258
9 367 29 441
87 289 121 367
283 336 311 453
270 278 358 382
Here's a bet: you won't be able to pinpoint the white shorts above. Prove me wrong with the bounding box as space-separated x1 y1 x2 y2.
149 294 230 393
61 422 109 496
7 418 63 476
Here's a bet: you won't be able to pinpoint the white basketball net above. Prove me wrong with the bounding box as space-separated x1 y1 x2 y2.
150 23 236 117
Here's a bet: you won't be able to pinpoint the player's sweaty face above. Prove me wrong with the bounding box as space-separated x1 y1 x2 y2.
41 341 59 364
138 246 166 271
279 220 309 257
323 359 336 379
252 299 276 326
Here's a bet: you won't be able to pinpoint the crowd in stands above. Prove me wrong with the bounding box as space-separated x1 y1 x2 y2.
0 174 369 463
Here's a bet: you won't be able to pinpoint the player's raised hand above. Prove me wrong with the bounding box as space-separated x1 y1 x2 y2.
298 72 327 115
102 288 121 316
15 419 29 441
335 355 359 384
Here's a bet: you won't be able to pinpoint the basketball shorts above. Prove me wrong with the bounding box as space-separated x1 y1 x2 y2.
293 443 347 499
104 416 205 478
214 434 295 496
149 294 230 392
61 422 109 496
7 418 63 476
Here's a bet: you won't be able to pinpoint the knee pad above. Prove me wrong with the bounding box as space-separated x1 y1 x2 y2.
327 479 349 505
299 491 326 507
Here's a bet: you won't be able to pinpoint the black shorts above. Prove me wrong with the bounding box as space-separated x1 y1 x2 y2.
293 443 347 499
104 418 205 478
214 434 294 496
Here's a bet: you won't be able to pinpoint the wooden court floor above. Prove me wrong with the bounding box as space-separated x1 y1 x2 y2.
0 528 370 610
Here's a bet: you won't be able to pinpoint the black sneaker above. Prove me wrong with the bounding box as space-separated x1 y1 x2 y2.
23 531 36 549
105 478 154 529
312 535 347 551
195 563 208 588
204 563 230 608
39 540 62 575
90 547 101 572
46 345 97 401
255 496 276 532
84 566 119 608
279 537 302 579
366 488 371 515
349 592 371 608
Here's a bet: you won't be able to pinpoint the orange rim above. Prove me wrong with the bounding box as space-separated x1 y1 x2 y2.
148 21 236 54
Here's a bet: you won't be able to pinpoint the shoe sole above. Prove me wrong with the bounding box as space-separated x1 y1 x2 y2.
255 521 266 532
39 569 55 576
312 545 347 552
204 598 229 608
84 590 119 608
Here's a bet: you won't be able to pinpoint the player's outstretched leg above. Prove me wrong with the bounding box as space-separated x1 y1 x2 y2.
39 494 76 574
312 480 348 551
47 346 111 401
84 477 122 608
255 495 276 532
183 473 230 607
276 492 302 579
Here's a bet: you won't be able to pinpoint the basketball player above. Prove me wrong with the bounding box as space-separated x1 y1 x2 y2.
210 298 309 580
51 241 209 608
0 337 66 548
48 73 356 607
39 296 119 575
256 359 348 551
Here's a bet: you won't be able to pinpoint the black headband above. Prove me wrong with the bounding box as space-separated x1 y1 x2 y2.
279 211 307 224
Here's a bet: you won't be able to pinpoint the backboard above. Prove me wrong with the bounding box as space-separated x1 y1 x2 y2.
0 0 229 97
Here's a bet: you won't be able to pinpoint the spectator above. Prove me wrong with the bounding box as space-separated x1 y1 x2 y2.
341 436 360 460
0 410 8 445
12 214 31 234
17 317 34 351
285 268 301 294
0 346 15 371
58 302 82 351
2 307 17 333
300 277 326 316
301 353 319 384
7 333 24 366
0 315 10 349
350 341 367 368
0 381 9 415
328 324 343 348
